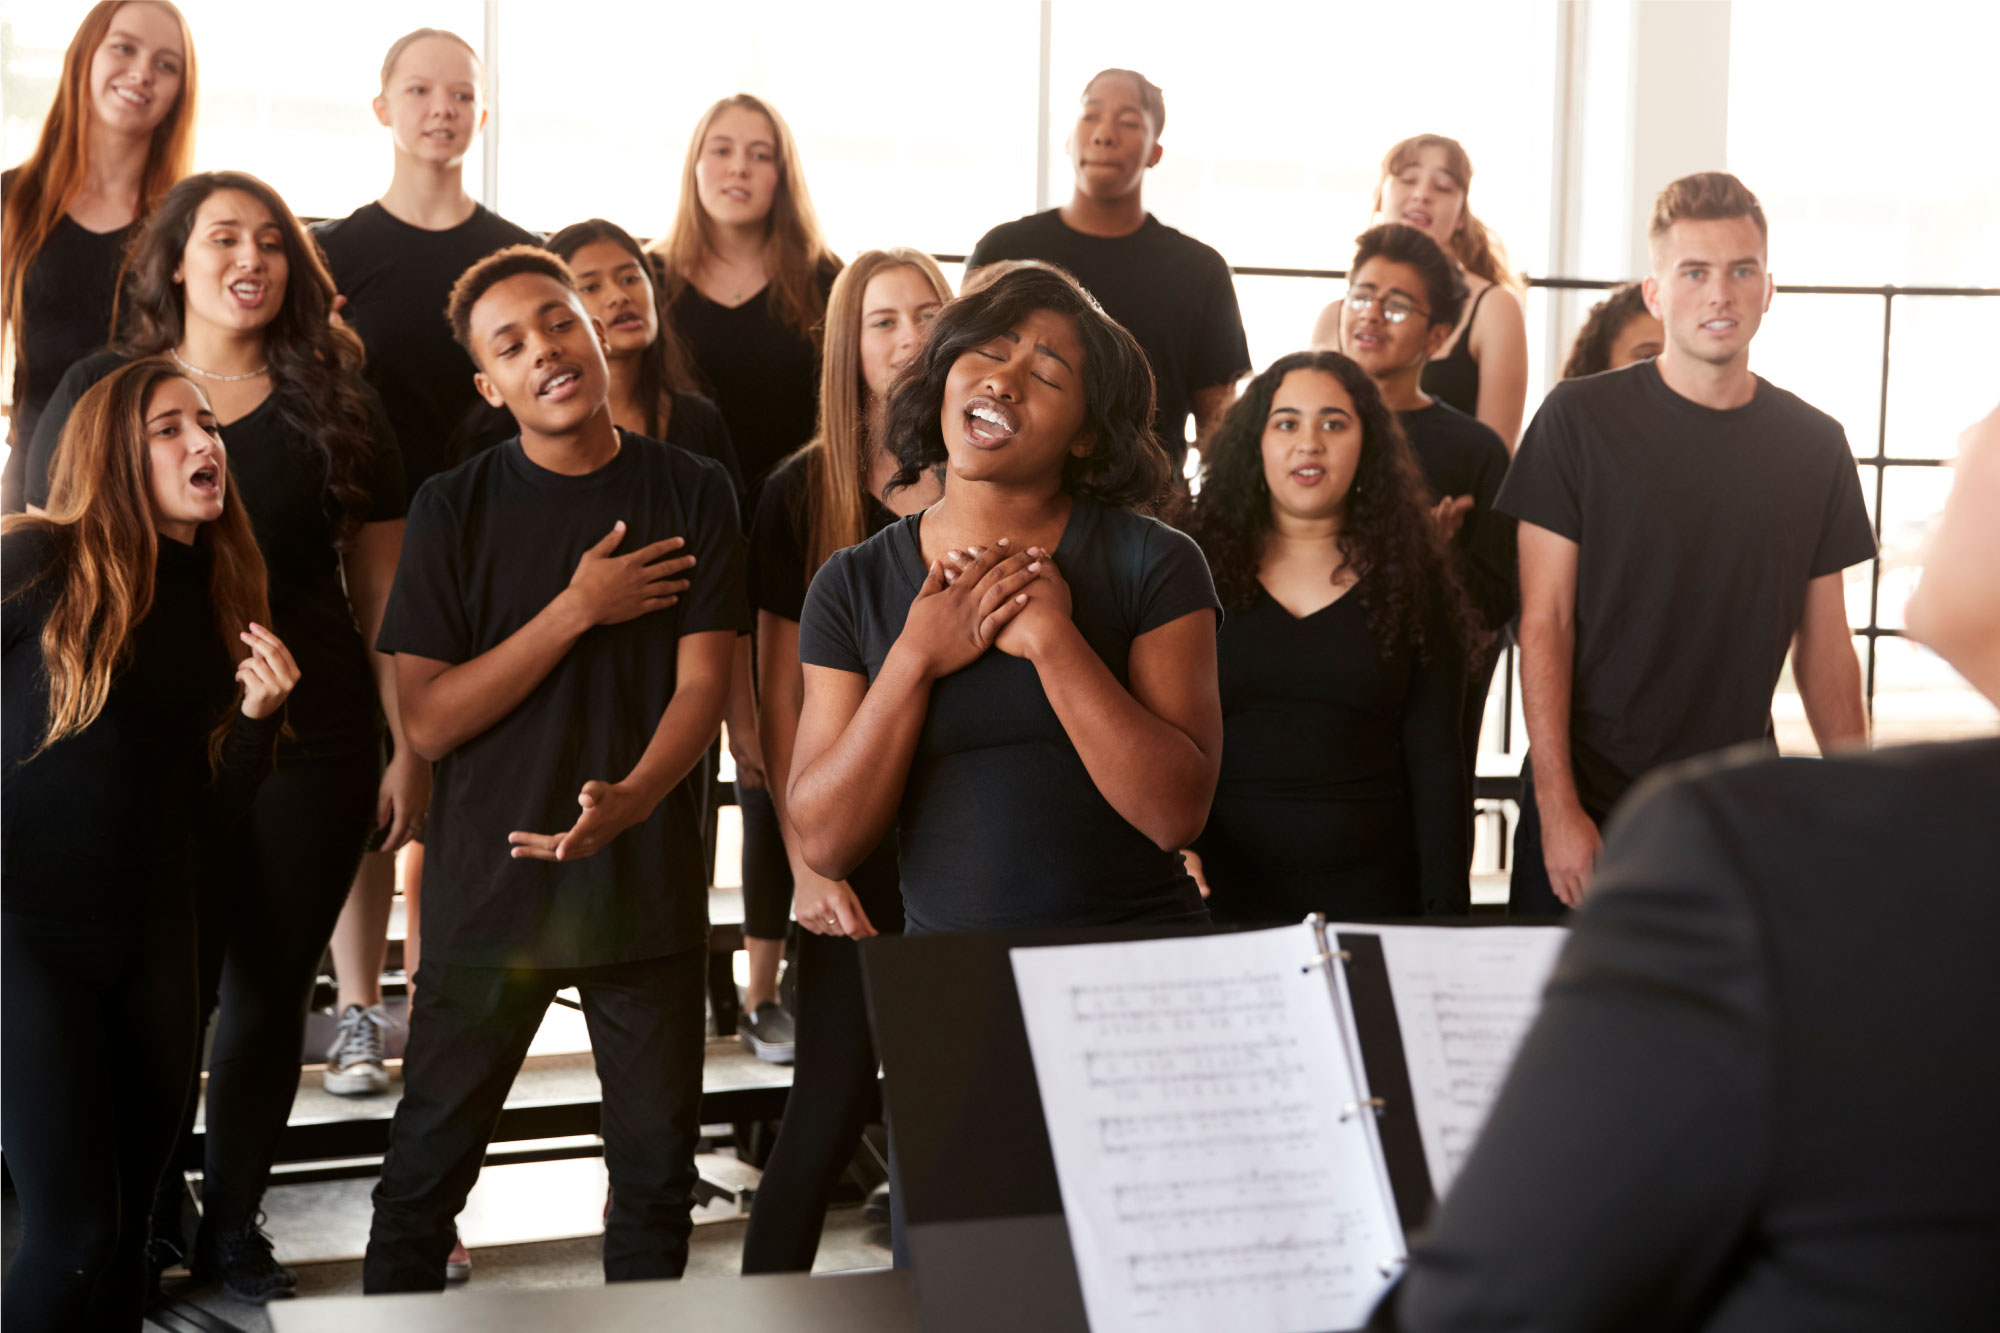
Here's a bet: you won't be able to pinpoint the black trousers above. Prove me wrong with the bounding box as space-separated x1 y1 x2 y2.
739 854 904 1273
362 947 708 1294
2 894 197 1332
167 747 379 1231
1508 753 1612 916
737 782 793 942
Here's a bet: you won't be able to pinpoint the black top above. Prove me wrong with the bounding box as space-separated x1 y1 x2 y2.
376 432 748 969
747 446 893 623
1495 360 1876 811
312 202 541 490
748 446 902 907
667 263 838 498
2 527 281 901
1 168 134 513
1374 737 2000 1332
27 350 407 758
797 497 1218 934
1398 400 1517 634
967 210 1251 473
1418 284 1492 418
457 388 744 495
1194 582 1467 919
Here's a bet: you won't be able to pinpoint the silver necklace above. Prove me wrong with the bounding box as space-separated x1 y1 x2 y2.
171 346 269 382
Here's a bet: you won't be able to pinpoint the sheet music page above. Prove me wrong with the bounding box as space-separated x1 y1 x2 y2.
1010 926 1403 1333
1337 925 1567 1198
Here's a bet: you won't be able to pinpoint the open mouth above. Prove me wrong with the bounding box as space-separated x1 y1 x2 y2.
1700 318 1738 333
1401 209 1433 229
228 279 266 307
962 396 1018 448
1290 465 1326 486
1350 328 1386 350
190 465 219 495
610 313 647 332
536 366 582 401
423 128 457 142
111 84 151 109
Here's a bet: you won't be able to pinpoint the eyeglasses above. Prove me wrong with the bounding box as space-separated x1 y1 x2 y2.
1343 290 1429 324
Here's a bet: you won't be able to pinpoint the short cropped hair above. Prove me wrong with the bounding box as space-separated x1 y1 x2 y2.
379 28 482 90
1649 171 1768 250
1351 223 1468 331
1086 68 1165 138
446 245 576 355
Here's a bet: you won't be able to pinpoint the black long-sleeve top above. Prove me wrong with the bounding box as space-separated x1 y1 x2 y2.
1192 579 1468 920
1371 737 2000 1332
2 527 280 914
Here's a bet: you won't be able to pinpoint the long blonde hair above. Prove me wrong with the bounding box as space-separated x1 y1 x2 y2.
2 3 199 404
798 249 953 575
1 359 267 765
1374 134 1520 292
648 94 840 348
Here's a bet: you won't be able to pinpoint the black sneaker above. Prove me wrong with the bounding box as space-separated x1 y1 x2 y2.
193 1216 297 1304
739 1000 796 1064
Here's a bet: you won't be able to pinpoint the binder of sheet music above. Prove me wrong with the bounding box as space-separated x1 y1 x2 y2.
1009 920 1405 1333
1009 918 1566 1333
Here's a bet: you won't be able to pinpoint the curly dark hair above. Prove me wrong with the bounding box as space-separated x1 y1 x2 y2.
1562 282 1653 379
882 264 1171 512
117 171 378 548
1186 350 1477 660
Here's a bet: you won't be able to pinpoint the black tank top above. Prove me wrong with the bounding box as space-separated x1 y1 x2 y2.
1419 283 1493 417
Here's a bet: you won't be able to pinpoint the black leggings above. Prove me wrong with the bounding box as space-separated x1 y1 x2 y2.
740 847 903 1272
737 781 793 942
2 896 197 1332
165 747 379 1230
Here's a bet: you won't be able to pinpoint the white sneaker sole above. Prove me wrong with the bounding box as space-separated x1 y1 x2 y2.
739 1030 795 1064
322 1062 390 1097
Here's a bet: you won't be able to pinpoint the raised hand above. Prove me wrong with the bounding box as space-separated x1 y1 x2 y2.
564 521 696 628
946 545 1073 661
1431 494 1476 544
895 539 1041 678
237 622 301 720
508 778 650 862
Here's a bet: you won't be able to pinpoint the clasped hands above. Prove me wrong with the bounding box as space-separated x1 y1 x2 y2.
898 538 1073 679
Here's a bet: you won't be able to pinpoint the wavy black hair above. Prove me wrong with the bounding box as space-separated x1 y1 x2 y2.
882 264 1170 512
1351 223 1468 332
1562 282 1653 379
117 171 377 548
1186 349 1476 660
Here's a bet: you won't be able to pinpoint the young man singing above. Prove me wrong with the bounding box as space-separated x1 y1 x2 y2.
965 69 1250 478
1499 173 1875 913
362 246 744 1293
1330 222 1517 782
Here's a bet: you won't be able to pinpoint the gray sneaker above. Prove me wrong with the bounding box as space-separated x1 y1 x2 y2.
323 1004 393 1096
739 1001 796 1064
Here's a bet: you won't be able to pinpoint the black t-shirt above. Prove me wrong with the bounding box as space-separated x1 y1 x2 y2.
376 432 747 969
748 446 902 913
797 496 1218 934
1399 399 1518 633
966 210 1251 472
2 527 280 901
667 263 838 498
26 351 407 758
1 168 133 512
747 446 894 623
313 202 541 491
1496 360 1876 811
1195 581 1468 920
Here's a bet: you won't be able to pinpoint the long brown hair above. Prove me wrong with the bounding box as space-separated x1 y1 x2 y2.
118 171 379 547
2 2 199 402
648 94 840 349
1374 134 1520 293
1 358 267 764
547 217 700 440
794 248 953 574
